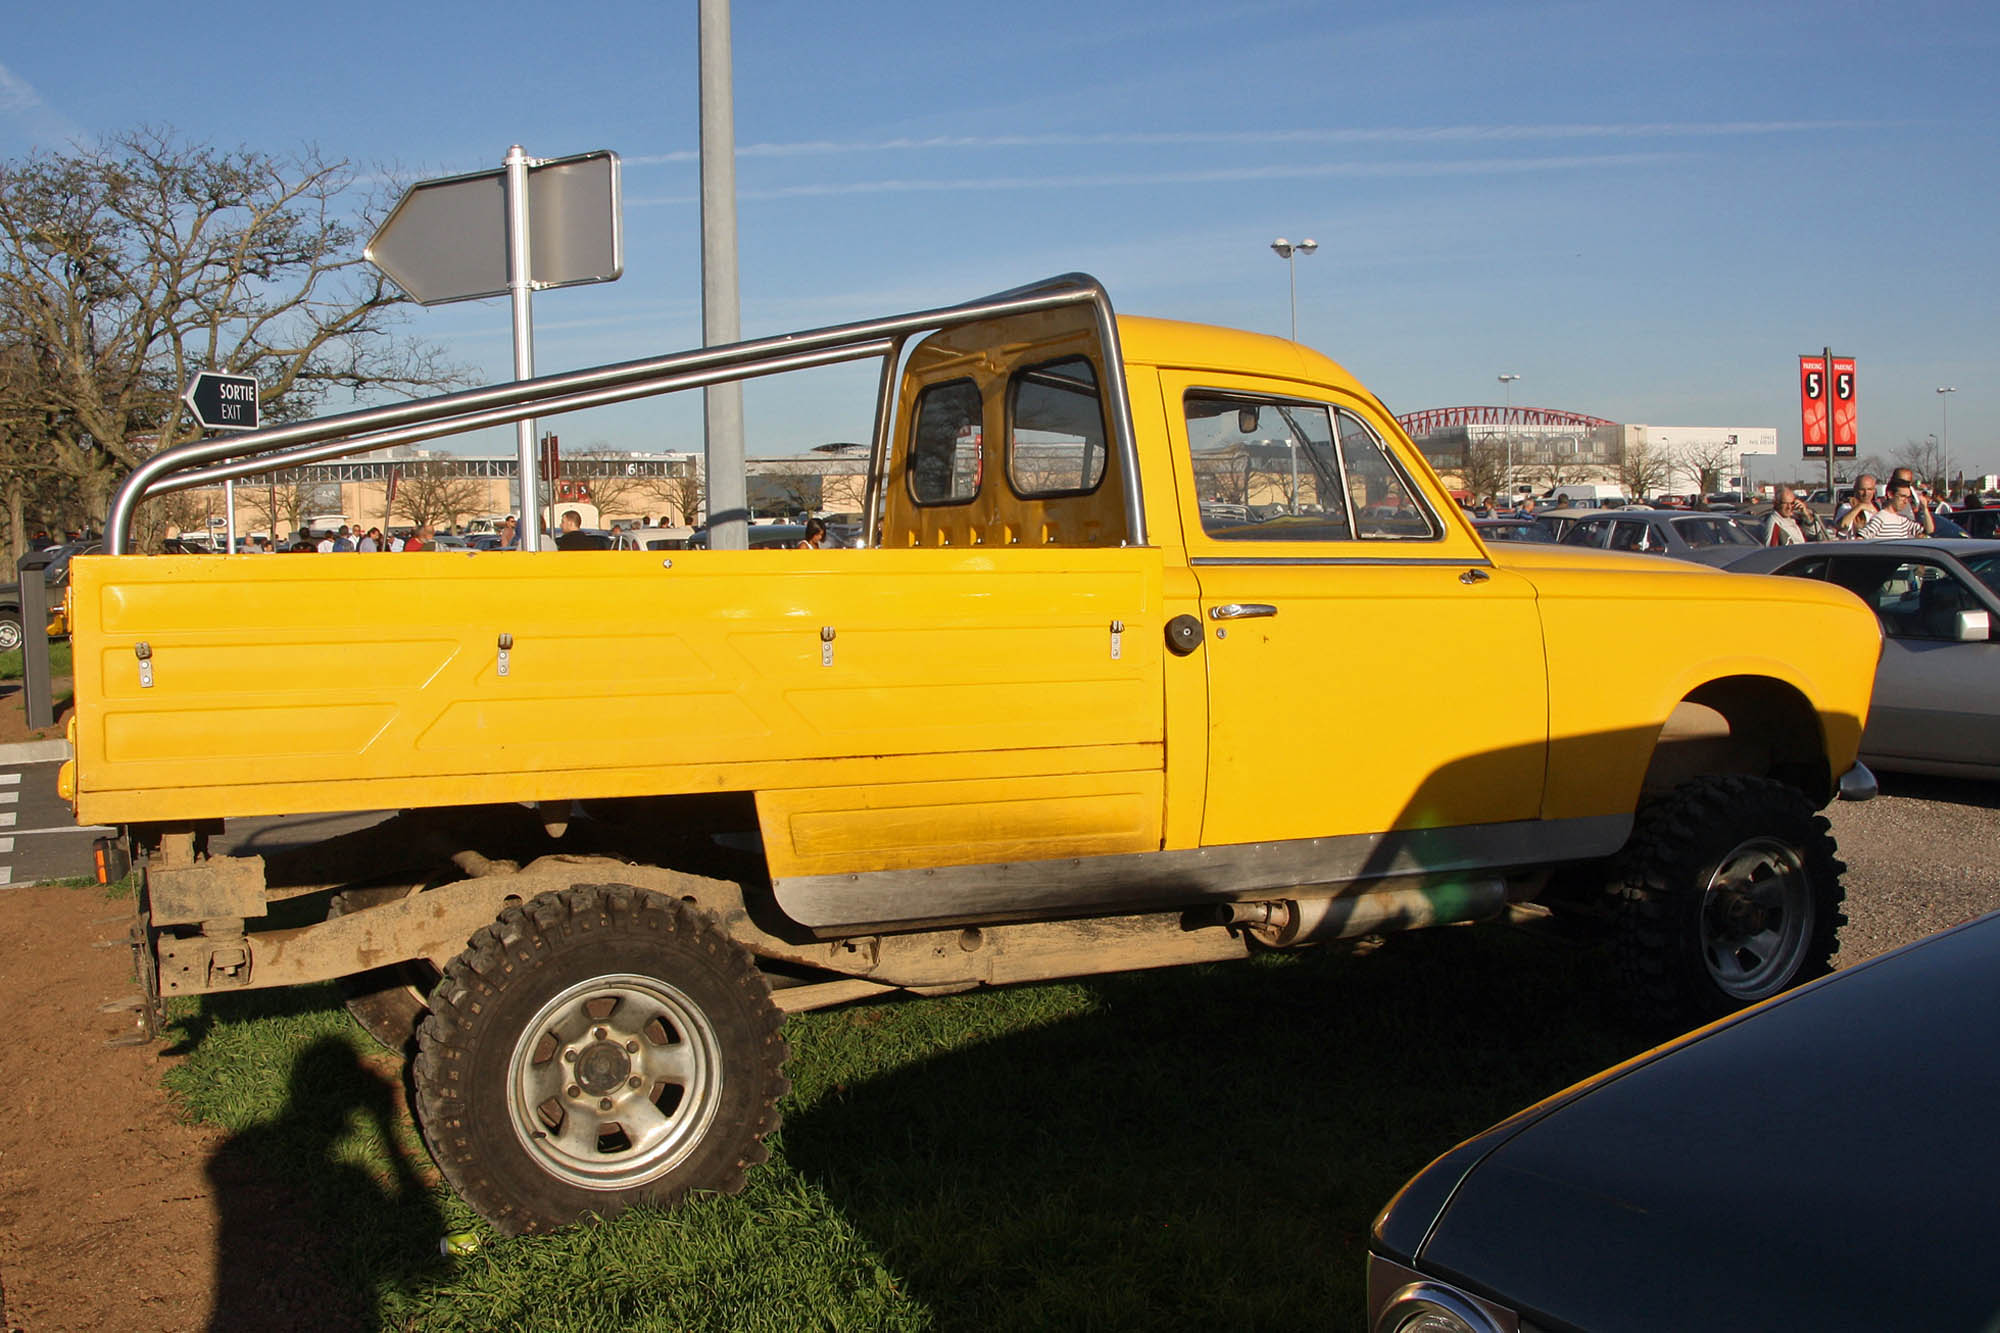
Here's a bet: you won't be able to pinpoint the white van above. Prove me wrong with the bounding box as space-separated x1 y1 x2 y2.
1545 484 1630 509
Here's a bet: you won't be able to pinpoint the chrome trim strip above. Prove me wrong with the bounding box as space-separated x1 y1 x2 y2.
1190 556 1495 569
774 814 1631 931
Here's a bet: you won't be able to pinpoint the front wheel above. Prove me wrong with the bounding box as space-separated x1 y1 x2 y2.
0 610 22 653
413 884 789 1235
1613 776 1845 1027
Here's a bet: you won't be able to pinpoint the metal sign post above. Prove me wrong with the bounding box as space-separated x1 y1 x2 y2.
366 148 623 552
183 372 259 553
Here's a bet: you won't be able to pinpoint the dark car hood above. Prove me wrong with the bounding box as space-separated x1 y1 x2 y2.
1412 914 2000 1331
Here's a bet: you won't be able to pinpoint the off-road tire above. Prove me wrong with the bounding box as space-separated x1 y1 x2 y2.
328 883 437 1052
413 883 789 1235
1613 775 1845 1028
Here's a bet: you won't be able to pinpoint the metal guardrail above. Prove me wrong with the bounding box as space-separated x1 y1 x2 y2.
107 273 1145 554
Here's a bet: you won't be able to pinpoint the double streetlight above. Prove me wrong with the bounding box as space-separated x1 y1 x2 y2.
1497 373 1521 500
1936 386 1957 495
1270 238 1317 341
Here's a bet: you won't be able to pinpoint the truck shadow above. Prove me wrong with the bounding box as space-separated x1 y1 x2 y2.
780 921 1649 1331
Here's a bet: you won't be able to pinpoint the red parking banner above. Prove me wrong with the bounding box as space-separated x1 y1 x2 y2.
1799 355 1829 457
1830 356 1857 457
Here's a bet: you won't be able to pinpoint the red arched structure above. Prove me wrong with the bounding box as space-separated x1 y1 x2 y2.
1396 406 1618 436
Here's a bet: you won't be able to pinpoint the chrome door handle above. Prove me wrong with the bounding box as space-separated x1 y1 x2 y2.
1459 568 1491 585
1209 603 1278 620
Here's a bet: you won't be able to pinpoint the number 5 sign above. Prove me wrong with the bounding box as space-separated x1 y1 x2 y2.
1799 350 1857 459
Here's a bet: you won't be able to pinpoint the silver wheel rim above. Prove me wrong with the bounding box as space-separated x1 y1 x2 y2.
506 972 724 1190
1700 836 1813 1001
0 621 21 652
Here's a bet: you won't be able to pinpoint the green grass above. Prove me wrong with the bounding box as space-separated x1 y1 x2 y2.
0 638 70 681
162 924 1651 1332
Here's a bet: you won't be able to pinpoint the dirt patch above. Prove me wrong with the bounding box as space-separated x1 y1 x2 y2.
0 681 72 749
0 884 363 1333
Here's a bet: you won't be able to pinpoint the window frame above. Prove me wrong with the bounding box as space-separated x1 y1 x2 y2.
905 376 985 509
1004 355 1111 501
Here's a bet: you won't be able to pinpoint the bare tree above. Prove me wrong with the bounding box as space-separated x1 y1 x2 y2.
0 129 466 559
1676 439 1740 498
1893 438 1946 491
389 459 484 529
665 465 704 526
750 461 825 518
1617 441 1672 501
1455 434 1510 504
238 475 311 540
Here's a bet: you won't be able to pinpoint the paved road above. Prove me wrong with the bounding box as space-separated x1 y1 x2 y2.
0 758 111 886
5 757 1994 965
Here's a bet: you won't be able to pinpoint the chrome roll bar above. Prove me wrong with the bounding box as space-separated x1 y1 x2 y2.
108 272 1146 553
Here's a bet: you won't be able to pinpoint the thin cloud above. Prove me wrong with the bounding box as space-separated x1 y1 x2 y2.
0 61 86 146
621 120 1881 167
626 151 1691 206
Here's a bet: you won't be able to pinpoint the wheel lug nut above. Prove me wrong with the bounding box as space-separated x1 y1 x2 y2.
594 1026 608 1040
628 1075 641 1088
566 1084 581 1098
599 1098 613 1111
625 1040 638 1053
563 1050 577 1063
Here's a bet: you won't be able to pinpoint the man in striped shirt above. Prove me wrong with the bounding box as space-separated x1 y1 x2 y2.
1861 478 1927 539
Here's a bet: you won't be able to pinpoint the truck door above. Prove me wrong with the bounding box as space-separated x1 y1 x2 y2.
1161 372 1549 847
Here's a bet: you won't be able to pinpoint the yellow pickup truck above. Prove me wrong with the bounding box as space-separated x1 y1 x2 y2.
65 275 1880 1235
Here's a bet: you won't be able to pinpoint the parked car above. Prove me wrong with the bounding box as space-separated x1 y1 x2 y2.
1952 506 1999 539
1556 509 1761 566
1727 537 1999 778
1368 908 2000 1333
1470 516 1559 544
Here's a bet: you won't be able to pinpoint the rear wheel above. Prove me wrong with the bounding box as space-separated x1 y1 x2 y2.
0 610 22 653
413 883 788 1235
1613 776 1844 1027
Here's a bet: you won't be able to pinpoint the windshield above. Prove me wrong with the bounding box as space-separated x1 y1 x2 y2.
1672 516 1760 548
1963 553 2000 598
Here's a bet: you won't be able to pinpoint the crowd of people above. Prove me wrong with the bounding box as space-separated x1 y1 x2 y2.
1762 468 1986 545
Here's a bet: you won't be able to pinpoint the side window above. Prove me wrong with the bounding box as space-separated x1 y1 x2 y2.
1772 556 1831 581
908 379 983 506
1609 520 1649 552
1340 414 1440 540
1184 395 1351 541
1560 520 1603 547
1831 558 1968 639
1008 357 1106 497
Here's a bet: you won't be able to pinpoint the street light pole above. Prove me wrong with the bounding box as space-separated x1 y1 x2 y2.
1270 238 1317 341
1936 386 1957 497
1497 373 1521 504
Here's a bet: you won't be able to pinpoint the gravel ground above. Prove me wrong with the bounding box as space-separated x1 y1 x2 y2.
1823 770 2000 964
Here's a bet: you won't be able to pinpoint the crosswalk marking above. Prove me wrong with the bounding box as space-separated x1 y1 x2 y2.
0 772 21 785
0 791 20 805
0 813 16 828
0 838 15 854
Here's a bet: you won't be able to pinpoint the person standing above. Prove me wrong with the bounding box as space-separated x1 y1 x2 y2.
797 517 828 549
1836 474 1881 536
404 524 433 552
1885 468 1937 535
331 525 356 553
1762 487 1816 545
356 527 380 553
1860 478 1926 539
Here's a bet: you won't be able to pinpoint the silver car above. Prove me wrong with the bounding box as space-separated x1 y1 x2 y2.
1556 509 1763 566
1728 538 2000 778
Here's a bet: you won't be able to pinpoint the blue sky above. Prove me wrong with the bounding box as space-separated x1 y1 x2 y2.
6 0 1997 476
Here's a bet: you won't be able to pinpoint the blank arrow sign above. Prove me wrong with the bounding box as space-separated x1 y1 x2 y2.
365 151 622 306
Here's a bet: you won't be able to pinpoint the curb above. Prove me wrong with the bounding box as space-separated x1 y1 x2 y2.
0 740 72 765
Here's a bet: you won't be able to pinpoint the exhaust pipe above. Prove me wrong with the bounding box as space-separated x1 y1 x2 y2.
1213 878 1509 948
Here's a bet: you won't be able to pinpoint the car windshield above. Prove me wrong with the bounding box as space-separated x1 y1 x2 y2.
1962 553 2000 598
1672 516 1759 548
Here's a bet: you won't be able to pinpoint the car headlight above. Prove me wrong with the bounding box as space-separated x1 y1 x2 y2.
1375 1284 1510 1333
1369 1257 1520 1333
